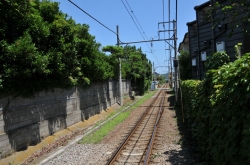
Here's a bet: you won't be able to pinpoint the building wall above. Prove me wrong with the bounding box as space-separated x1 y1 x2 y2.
197 22 214 79
188 21 199 79
187 0 246 80
0 79 131 158
211 0 245 61
182 43 190 52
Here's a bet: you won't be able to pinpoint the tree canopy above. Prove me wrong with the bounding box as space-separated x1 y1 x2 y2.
0 0 152 97
103 45 152 95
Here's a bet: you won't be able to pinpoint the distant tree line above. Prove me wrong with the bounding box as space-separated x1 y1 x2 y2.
0 0 152 97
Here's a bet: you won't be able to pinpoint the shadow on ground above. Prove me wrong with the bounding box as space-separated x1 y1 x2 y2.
163 89 200 165
166 90 175 109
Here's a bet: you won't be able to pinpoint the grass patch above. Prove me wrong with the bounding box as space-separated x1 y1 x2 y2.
80 90 158 144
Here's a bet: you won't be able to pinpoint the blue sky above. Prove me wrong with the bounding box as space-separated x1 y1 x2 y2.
54 0 207 74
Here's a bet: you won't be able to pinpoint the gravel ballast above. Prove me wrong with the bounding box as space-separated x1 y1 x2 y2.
34 88 198 165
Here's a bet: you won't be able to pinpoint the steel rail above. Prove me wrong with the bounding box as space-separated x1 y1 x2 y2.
105 87 164 165
143 85 167 164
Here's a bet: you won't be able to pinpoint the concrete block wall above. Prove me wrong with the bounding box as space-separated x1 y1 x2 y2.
0 79 131 159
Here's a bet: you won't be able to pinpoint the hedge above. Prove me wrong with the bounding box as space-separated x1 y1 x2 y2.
181 52 250 164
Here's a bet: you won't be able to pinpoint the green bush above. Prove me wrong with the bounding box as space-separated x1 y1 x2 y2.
0 0 152 97
181 80 201 121
103 45 152 95
206 53 250 164
178 51 191 80
182 52 250 164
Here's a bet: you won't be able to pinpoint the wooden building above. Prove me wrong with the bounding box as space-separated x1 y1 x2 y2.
180 0 250 80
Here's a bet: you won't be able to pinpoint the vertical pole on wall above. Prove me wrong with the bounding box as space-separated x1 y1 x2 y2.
117 25 123 106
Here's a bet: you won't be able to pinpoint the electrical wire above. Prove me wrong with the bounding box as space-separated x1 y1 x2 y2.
68 0 117 36
121 0 160 65
121 0 145 41
124 0 150 41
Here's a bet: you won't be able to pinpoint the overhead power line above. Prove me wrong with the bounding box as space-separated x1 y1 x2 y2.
120 0 145 40
121 0 160 65
124 0 149 40
68 0 117 35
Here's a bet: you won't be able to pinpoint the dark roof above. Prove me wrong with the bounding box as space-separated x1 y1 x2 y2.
186 20 196 26
194 1 210 10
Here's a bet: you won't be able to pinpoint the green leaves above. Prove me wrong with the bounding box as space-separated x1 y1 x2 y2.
0 0 152 97
178 51 191 80
102 45 152 95
0 0 114 97
213 0 250 36
182 52 250 164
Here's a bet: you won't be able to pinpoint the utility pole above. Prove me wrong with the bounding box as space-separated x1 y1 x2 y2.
153 62 155 81
117 25 123 106
173 20 178 102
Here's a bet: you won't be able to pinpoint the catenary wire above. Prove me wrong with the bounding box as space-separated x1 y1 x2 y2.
68 0 118 37
121 0 160 65
120 0 145 40
124 0 155 50
124 0 157 60
124 0 150 41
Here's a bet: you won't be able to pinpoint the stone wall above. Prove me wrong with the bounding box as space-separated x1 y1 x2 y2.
0 79 131 158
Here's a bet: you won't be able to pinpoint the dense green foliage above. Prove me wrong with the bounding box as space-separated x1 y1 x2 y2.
0 0 152 97
103 45 152 95
178 51 191 80
181 52 250 164
205 51 230 70
0 0 111 97
157 74 168 84
212 0 250 36
181 80 201 122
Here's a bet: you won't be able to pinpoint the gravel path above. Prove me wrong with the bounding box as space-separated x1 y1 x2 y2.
36 88 198 165
46 144 111 165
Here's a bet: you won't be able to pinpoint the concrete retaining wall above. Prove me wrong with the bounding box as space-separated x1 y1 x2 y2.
0 79 131 158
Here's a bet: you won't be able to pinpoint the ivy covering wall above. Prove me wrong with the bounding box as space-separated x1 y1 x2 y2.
181 52 250 164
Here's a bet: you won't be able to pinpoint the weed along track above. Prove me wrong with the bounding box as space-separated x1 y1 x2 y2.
106 84 168 165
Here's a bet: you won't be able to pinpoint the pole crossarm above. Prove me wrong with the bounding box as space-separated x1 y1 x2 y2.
165 40 175 50
119 38 174 45
158 21 175 24
158 30 174 32
154 66 168 69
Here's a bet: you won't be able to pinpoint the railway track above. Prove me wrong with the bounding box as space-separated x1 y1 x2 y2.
106 84 168 165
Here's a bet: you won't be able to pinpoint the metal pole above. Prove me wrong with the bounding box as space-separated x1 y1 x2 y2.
117 25 123 106
177 57 185 123
153 62 155 82
174 20 178 103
